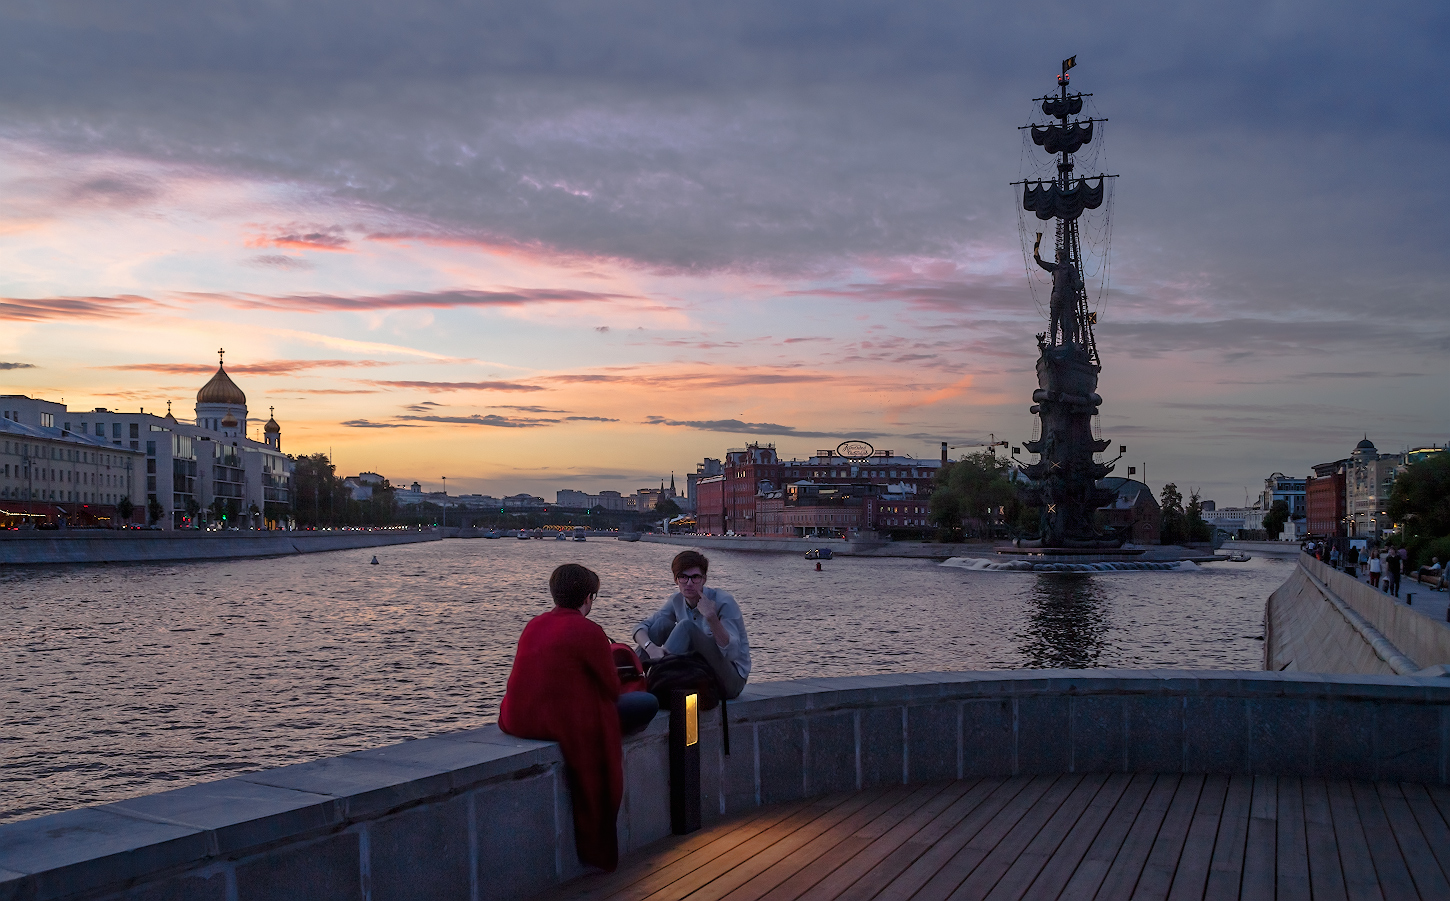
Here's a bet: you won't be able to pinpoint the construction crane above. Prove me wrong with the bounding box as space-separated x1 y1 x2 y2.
946 434 1009 458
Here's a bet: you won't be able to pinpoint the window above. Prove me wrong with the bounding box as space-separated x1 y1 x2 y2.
41 412 53 428
130 423 139 439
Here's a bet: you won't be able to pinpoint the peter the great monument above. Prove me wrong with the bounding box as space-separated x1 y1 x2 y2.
6 60 1450 901
1012 55 1123 554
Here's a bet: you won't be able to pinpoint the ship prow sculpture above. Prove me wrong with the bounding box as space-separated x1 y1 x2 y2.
1006 57 1133 556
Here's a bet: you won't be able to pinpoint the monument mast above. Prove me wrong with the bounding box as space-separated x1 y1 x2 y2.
1014 57 1121 550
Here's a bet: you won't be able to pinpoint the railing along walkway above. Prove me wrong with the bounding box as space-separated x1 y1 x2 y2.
549 775 1450 901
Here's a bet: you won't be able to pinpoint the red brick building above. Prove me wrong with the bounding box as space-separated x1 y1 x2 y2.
1306 462 1347 538
692 443 942 536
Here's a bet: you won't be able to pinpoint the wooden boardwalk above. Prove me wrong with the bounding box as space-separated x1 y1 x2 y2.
549 776 1450 901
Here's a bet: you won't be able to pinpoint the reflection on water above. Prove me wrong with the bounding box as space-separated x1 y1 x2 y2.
0 541 1290 822
1020 575 1108 669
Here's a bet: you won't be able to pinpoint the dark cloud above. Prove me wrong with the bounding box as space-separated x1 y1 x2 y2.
566 415 619 422
342 419 419 428
105 359 394 375
251 226 351 252
0 0 1440 326
0 361 36 370
365 379 543 392
491 405 566 413
0 294 163 321
245 255 314 270
397 414 555 427
644 416 875 439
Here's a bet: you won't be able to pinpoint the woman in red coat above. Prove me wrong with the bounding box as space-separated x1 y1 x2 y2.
499 564 657 871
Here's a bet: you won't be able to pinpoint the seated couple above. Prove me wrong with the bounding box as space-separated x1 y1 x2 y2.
498 551 750 871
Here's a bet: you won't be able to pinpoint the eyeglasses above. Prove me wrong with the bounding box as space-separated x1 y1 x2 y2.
675 573 705 583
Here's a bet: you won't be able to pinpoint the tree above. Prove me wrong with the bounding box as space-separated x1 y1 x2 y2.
655 497 681 519
115 496 134 527
1186 490 1213 543
1159 483 1185 545
1389 453 1450 565
929 452 1019 541
1263 499 1290 540
146 497 164 526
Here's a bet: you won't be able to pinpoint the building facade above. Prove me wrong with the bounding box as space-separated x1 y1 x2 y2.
1 357 292 530
0 411 145 528
693 443 942 536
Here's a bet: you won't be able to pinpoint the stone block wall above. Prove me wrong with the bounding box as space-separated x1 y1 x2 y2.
5 671 1450 900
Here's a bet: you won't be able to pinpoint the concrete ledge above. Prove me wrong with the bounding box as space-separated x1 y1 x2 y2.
0 530 440 566
7 670 1450 900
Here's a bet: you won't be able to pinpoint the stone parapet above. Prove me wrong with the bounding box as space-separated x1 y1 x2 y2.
0 529 440 566
5 670 1450 900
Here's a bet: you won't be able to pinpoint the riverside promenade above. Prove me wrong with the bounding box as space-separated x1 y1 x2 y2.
7 670 1450 900
0 527 440 566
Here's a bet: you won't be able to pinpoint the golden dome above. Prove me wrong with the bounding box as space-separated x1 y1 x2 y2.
264 416 281 434
221 412 239 428
197 363 246 406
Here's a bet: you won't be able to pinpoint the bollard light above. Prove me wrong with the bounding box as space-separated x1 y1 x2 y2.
669 690 701 835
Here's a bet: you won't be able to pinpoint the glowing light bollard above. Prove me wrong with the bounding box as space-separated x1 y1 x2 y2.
669 690 701 835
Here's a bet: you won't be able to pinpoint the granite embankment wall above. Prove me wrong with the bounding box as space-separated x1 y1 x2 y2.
638 533 1002 559
8 670 1450 901
1266 552 1450 674
0 529 440 566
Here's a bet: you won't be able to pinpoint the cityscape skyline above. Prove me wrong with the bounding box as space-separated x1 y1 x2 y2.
0 2 1445 505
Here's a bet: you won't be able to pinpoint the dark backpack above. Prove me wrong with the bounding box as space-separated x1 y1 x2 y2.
645 652 731 754
646 652 720 711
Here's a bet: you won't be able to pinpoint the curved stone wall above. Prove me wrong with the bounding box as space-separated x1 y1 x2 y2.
4 670 1450 901
1266 553 1450 674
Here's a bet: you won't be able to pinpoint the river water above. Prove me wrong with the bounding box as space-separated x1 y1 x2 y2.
0 539 1290 823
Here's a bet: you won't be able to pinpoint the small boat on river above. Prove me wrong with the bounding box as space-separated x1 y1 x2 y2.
805 548 833 560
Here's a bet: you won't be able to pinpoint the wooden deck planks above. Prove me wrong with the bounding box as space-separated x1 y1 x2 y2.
1326 779 1385 901
982 773 1116 901
1131 773 1205 901
1055 773 1161 901
1087 773 1181 900
827 778 1007 901
554 775 1450 901
1203 775 1254 901
1301 778 1348 901
738 782 955 901
781 780 979 901
1375 782 1450 899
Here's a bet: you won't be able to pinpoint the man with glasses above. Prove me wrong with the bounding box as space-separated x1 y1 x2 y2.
633 550 750 699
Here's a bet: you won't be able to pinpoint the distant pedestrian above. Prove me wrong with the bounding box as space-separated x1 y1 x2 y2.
1345 545 1359 577
1369 551 1382 588
1388 551 1402 597
1330 546 1341 568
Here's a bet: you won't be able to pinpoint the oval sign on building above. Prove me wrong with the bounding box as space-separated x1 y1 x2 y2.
837 440 875 462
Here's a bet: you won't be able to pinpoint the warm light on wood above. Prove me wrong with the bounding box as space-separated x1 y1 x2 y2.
685 693 698 746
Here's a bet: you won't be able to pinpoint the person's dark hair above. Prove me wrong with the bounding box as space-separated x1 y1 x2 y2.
671 550 710 580
549 564 600 609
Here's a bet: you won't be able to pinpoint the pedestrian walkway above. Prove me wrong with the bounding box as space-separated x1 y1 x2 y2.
546 775 1450 901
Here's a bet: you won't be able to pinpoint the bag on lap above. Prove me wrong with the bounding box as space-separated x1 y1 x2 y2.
645 651 721 711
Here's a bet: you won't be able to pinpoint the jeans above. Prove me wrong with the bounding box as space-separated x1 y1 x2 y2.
617 691 659 736
662 620 747 700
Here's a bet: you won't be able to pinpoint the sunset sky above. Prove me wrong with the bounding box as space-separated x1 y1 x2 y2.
0 1 1445 505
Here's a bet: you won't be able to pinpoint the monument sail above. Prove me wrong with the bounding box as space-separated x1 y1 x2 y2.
1012 57 1123 551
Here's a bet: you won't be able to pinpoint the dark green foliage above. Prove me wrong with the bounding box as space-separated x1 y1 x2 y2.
1262 499 1290 540
146 496 164 525
1159 483 1185 545
289 452 397 528
1186 490 1213 543
115 495 134 524
1389 453 1450 566
929 452 1020 541
655 497 681 519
